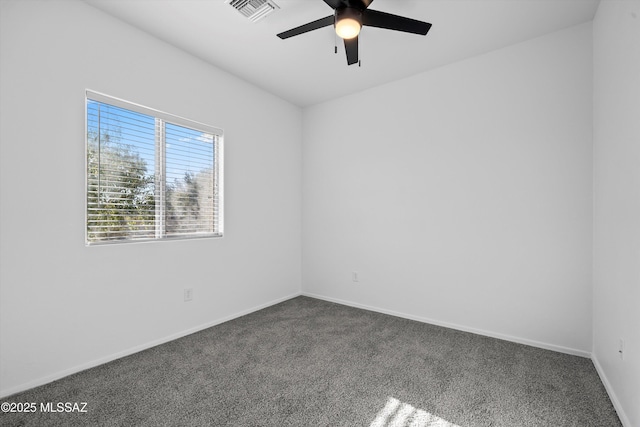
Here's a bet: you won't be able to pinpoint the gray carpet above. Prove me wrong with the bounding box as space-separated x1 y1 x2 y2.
0 296 622 426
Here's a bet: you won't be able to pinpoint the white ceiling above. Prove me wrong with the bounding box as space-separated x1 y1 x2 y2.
83 0 600 107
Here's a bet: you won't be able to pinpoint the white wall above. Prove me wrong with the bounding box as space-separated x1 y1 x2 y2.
302 23 593 355
592 2 640 426
0 0 301 396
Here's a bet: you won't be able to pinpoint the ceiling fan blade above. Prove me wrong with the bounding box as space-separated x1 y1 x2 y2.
362 9 432 35
277 15 334 39
344 36 359 65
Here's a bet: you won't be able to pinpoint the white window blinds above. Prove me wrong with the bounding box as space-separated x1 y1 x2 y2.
86 91 223 245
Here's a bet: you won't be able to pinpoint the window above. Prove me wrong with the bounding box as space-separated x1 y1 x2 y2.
86 91 223 245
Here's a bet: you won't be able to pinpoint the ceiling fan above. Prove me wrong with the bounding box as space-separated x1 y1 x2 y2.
277 0 432 66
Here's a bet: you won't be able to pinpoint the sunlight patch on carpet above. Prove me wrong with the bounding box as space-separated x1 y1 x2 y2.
370 397 462 427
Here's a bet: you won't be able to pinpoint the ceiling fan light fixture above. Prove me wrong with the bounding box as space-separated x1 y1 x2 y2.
335 7 362 39
335 17 361 39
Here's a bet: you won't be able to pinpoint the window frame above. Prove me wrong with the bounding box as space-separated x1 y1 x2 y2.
85 90 224 246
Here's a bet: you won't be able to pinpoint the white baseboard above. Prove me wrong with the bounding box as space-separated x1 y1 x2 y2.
302 292 591 358
0 291 302 399
592 354 632 427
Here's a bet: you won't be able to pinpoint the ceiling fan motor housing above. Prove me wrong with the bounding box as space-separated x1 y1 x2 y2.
335 6 363 25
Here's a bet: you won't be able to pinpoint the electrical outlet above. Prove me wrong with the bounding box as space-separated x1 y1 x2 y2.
352 271 359 282
618 339 625 360
184 288 193 302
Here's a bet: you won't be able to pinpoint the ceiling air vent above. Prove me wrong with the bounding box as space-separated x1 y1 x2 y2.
226 0 280 23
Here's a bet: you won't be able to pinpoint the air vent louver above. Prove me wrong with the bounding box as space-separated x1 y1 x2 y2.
226 0 280 22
